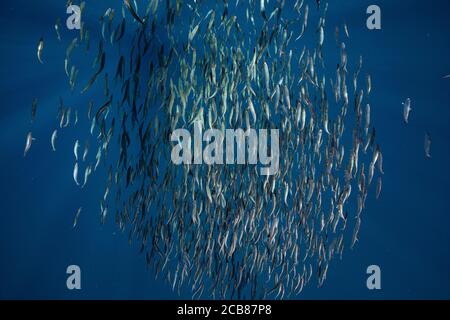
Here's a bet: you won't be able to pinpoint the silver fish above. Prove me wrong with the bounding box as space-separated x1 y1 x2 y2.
343 23 349 38
82 141 89 162
424 132 432 159
402 98 412 124
73 207 82 228
74 140 80 160
31 0 386 299
364 104 370 135
37 37 44 64
376 177 382 199
24 132 34 157
55 18 62 41
366 74 372 95
263 61 270 97
73 162 80 185
51 129 57 151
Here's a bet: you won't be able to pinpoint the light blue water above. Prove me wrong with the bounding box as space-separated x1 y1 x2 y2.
0 0 449 299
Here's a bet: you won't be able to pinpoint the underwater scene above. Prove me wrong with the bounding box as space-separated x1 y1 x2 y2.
0 0 450 300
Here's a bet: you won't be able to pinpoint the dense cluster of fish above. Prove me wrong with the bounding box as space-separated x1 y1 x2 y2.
27 0 386 298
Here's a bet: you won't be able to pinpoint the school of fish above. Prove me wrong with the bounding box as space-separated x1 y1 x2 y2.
27 0 388 299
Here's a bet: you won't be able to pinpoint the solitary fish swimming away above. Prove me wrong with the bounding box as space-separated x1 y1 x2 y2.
73 207 82 228
51 129 57 151
37 37 44 64
402 98 412 124
24 132 34 157
73 162 80 186
424 132 432 159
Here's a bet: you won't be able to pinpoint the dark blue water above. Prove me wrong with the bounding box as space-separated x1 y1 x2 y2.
0 0 449 299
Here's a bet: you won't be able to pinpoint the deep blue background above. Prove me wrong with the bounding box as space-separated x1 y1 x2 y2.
0 0 449 299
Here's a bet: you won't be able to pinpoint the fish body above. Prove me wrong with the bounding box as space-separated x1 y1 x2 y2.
73 207 82 228
51 130 57 151
376 177 382 199
74 140 80 160
24 132 34 156
402 98 412 124
37 38 44 63
73 162 80 185
55 19 62 41
424 132 432 158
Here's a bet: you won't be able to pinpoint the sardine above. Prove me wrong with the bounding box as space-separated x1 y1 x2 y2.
24 132 34 157
402 98 412 124
37 37 44 64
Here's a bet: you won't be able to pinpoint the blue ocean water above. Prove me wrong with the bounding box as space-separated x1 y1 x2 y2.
0 0 449 299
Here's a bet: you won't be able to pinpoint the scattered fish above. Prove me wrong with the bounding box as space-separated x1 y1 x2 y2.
74 140 80 160
73 162 80 185
55 18 62 41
